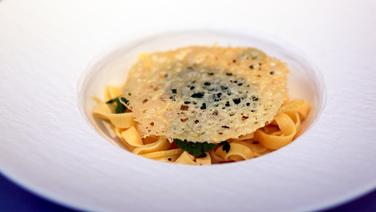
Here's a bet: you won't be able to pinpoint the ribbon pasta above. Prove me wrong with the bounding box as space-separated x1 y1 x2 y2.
93 89 310 165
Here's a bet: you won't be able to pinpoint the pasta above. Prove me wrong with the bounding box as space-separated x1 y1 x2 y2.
93 87 310 165
92 47 311 165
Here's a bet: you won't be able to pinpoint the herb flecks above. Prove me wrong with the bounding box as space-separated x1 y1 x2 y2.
106 97 129 113
174 139 216 158
221 141 231 153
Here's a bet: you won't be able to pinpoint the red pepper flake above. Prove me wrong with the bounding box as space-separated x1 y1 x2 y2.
180 105 189 111
180 117 188 122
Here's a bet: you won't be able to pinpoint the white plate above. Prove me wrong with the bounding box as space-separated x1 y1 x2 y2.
1 1 375 211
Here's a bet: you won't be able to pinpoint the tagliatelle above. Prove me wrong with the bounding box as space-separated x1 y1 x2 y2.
105 86 123 101
93 103 135 129
132 137 170 155
215 142 256 161
94 97 310 165
254 100 310 150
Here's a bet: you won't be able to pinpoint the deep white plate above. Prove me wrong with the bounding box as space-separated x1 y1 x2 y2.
1 1 375 211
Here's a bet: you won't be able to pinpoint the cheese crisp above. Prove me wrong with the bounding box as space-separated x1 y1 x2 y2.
124 47 288 143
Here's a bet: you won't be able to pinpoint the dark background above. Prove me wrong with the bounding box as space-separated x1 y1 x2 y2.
0 173 375 211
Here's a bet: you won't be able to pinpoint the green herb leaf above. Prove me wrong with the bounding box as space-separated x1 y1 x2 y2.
174 139 216 158
106 97 129 113
221 141 231 153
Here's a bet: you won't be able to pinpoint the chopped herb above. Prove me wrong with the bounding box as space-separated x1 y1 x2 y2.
106 97 129 113
220 86 228 90
221 141 231 153
191 92 205 98
233 98 241 104
200 103 207 110
174 139 216 158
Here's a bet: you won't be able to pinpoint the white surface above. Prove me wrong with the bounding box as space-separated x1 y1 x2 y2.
0 0 376 211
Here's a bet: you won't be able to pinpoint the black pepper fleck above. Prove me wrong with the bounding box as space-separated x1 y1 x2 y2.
171 89 177 94
270 71 274 75
252 96 259 101
204 81 211 86
225 101 230 107
249 65 254 69
222 125 230 129
184 101 191 104
226 72 233 76
246 102 251 106
233 59 237 63
194 120 199 124
208 72 214 76
190 86 195 90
